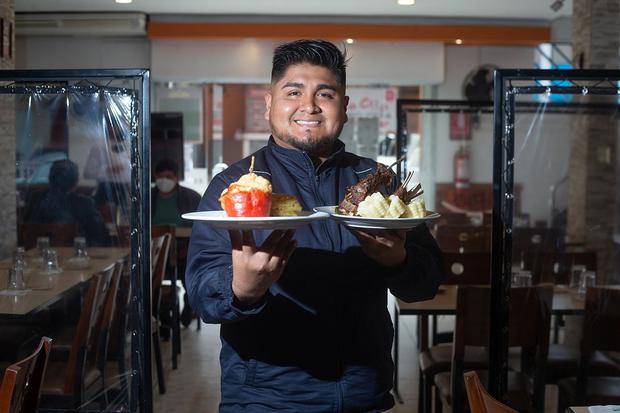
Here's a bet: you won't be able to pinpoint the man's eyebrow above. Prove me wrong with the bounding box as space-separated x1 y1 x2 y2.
281 82 338 92
281 82 304 89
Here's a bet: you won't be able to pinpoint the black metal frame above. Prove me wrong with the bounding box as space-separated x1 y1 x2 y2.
0 69 151 413
492 69 620 399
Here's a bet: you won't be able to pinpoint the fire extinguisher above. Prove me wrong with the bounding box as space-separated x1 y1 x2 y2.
454 147 471 190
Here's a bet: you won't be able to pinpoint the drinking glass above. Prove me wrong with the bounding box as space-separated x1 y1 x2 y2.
36 236 50 255
511 270 533 288
7 266 27 291
13 247 27 269
42 249 62 274
569 264 586 289
74 237 88 258
577 271 596 300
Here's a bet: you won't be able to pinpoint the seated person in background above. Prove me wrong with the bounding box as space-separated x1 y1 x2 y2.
23 159 109 246
152 158 202 327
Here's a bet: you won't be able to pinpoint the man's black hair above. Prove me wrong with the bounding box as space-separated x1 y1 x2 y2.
49 159 79 193
154 158 179 176
271 39 348 87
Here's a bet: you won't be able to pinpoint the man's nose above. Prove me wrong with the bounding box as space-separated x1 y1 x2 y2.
299 96 320 113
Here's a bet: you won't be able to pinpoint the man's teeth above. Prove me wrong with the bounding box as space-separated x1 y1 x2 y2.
295 120 320 125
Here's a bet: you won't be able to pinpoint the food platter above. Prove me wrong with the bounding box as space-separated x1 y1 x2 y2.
313 206 440 230
182 210 329 230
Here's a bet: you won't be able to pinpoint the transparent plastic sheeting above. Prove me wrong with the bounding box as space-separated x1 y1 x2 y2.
504 94 620 413
403 95 620 411
2 84 140 412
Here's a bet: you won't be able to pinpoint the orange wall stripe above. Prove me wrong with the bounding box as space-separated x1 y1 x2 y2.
148 22 550 46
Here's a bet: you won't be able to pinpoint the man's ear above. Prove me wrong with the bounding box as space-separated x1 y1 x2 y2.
343 95 350 123
264 92 272 121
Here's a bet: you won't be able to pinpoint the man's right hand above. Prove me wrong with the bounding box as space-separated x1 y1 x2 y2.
229 229 297 307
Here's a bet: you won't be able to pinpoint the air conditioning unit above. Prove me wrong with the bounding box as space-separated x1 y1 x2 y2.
16 13 147 36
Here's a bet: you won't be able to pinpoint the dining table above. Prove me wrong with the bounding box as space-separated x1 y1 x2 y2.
0 247 129 320
392 283 587 402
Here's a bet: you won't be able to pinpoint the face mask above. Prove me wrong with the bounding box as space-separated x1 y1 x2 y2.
156 178 176 194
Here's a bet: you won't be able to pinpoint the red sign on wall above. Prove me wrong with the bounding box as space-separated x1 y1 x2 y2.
450 112 472 140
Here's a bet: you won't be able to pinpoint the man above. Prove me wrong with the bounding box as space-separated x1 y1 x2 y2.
186 39 443 412
24 159 109 247
152 157 202 326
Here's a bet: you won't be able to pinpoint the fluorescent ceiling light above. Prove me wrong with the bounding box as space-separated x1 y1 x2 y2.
115 0 133 3
397 0 415 5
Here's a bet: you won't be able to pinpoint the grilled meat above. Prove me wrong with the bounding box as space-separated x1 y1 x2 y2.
338 163 393 215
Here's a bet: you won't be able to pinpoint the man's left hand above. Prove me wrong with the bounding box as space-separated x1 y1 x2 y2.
350 229 407 269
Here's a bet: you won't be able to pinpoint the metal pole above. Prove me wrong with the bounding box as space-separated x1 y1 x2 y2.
490 71 513 399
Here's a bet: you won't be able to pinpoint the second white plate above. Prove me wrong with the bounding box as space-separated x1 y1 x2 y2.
182 210 329 230
313 206 440 230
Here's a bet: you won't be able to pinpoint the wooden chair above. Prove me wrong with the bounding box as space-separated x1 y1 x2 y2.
435 226 491 253
20 223 78 249
557 287 620 412
151 233 171 395
152 224 181 369
92 260 123 405
39 264 115 409
433 285 552 413
419 253 492 413
464 371 518 413
105 257 133 409
0 337 52 413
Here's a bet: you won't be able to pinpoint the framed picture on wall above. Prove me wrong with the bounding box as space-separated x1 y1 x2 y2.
450 112 472 140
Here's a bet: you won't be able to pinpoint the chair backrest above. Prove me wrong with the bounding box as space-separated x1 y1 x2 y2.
0 337 53 413
94 260 123 369
451 285 553 413
520 251 596 285
63 264 115 395
442 252 491 285
464 371 518 413
152 224 177 281
151 233 171 316
20 223 78 249
435 226 491 253
107 257 131 361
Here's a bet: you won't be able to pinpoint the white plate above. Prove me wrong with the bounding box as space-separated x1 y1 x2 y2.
313 206 441 230
182 210 329 230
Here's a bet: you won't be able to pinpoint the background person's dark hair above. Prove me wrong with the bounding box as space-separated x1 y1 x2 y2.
154 157 179 176
49 159 79 192
271 39 348 87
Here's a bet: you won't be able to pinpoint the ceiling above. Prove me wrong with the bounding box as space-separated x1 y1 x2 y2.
16 0 573 21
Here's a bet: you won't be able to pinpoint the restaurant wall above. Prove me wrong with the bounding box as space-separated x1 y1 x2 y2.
150 39 445 86
426 45 573 224
15 35 150 69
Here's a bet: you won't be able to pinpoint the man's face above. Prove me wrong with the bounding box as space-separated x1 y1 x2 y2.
265 63 349 157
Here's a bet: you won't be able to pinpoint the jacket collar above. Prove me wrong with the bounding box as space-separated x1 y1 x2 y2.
267 136 346 177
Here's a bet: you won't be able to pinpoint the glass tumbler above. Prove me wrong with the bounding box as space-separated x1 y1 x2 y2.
74 237 88 258
577 271 596 300
36 236 50 255
569 264 586 289
7 266 27 291
43 249 62 274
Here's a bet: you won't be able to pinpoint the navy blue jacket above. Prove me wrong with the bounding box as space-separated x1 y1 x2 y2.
186 138 443 412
